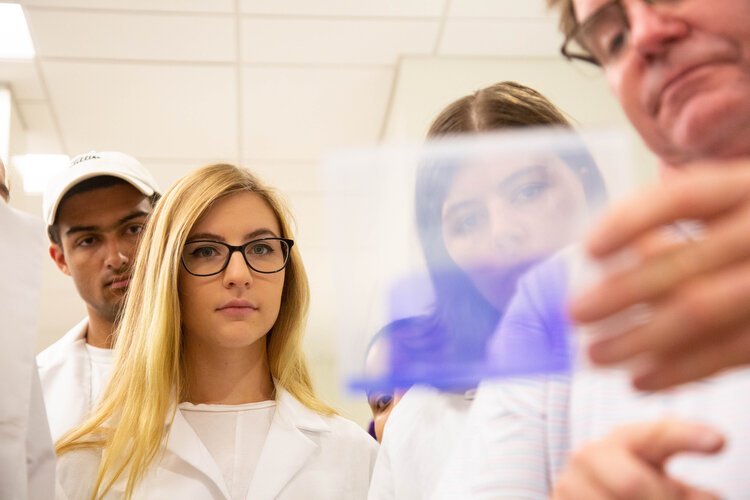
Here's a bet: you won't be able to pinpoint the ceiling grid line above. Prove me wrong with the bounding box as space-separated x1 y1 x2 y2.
376 60 401 142
35 56 394 70
432 0 452 56
234 0 244 166
20 4 68 155
22 5 462 22
23 5 233 18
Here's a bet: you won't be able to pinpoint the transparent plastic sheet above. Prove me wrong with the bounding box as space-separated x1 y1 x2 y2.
323 128 635 394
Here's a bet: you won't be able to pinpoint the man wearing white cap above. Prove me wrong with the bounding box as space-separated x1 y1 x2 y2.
37 151 160 441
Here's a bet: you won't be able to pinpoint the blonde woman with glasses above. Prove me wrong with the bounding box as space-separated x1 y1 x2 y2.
54 164 377 499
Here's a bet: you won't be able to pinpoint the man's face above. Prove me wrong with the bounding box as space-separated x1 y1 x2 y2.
50 183 152 324
573 0 750 165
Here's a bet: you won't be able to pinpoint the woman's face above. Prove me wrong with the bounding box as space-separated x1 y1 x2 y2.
368 391 403 443
441 155 588 310
179 191 286 351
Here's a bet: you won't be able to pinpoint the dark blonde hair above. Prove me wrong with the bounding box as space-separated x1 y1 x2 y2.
427 81 572 138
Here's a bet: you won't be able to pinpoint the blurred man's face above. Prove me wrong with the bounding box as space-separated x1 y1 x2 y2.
573 0 750 165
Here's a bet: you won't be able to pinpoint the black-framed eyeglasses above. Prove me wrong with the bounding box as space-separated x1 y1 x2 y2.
560 0 675 67
181 237 294 277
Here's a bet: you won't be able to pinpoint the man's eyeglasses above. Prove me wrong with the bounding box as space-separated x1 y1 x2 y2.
181 237 293 277
561 0 677 67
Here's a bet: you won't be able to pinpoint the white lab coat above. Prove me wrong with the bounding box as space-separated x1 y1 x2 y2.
37 318 99 442
0 202 56 500
368 386 473 500
56 386 379 499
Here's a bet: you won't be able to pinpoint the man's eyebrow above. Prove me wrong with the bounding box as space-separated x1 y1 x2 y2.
65 210 150 237
116 210 150 227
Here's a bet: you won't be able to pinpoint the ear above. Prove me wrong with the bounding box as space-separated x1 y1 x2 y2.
49 243 71 276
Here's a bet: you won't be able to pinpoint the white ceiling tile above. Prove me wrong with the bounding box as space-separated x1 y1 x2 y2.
0 61 46 100
240 0 445 17
134 161 207 193
17 101 63 152
242 67 393 161
448 0 550 18
439 18 562 57
27 10 235 61
22 0 233 13
41 61 238 159
244 161 321 194
242 18 438 65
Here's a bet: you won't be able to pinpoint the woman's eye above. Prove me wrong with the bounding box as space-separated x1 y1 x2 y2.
250 243 273 255
450 213 482 236
375 395 393 412
368 393 393 413
512 182 549 204
193 246 219 258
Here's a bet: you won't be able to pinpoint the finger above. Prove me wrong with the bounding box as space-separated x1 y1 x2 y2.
633 326 750 390
586 166 750 258
579 444 680 499
571 239 690 323
573 204 750 324
618 419 724 467
588 259 750 365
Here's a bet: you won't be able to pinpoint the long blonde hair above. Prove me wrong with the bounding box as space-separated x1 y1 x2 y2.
56 164 333 498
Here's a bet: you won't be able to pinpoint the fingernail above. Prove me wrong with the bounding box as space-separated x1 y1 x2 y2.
694 428 723 449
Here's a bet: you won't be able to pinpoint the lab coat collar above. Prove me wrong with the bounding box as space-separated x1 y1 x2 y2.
66 317 89 342
164 385 331 499
166 409 232 498
36 318 87 367
247 387 331 499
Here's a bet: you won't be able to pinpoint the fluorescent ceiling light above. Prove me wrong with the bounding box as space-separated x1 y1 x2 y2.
0 4 35 59
12 154 70 193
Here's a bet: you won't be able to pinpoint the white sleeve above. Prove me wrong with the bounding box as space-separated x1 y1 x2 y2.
367 433 394 500
26 366 56 500
434 376 569 500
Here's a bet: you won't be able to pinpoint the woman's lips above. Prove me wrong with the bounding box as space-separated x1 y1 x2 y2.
216 300 259 317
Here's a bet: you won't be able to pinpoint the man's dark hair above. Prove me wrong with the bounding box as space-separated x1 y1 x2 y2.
47 175 160 245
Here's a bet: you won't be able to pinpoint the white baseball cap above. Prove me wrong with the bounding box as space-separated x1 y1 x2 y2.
43 151 161 226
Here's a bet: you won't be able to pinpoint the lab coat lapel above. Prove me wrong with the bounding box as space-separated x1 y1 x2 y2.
165 409 231 499
246 388 330 499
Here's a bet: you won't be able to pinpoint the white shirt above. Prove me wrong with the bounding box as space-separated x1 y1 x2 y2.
0 202 56 500
180 401 275 500
37 319 116 441
56 387 378 499
368 385 473 500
